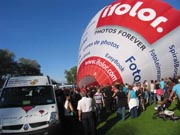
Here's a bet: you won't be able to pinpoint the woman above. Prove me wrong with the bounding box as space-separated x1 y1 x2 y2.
155 83 163 103
128 85 139 118
63 92 74 134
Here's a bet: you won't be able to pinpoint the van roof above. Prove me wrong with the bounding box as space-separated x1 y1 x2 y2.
4 76 52 87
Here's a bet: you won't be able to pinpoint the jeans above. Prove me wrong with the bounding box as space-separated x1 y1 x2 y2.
149 92 154 104
157 95 162 101
144 91 149 103
117 106 126 120
96 103 102 114
130 106 138 118
153 92 157 105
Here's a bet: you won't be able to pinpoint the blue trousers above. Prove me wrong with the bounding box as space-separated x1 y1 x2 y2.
130 106 138 118
117 106 126 120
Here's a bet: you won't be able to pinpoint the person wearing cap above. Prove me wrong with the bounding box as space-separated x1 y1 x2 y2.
77 89 96 135
169 78 180 110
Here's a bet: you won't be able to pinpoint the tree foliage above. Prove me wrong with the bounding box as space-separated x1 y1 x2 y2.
64 66 77 85
0 49 78 87
0 49 42 87
17 58 41 76
0 49 15 77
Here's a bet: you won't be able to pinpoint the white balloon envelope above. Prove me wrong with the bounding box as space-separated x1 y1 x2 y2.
77 0 180 88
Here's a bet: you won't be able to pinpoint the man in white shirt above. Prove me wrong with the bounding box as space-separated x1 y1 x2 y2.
77 91 96 135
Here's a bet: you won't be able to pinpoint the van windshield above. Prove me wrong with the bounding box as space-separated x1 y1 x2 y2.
0 86 55 108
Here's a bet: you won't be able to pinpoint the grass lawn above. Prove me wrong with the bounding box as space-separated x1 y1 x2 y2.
97 101 180 135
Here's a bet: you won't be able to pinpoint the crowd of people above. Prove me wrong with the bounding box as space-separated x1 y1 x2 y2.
55 76 180 135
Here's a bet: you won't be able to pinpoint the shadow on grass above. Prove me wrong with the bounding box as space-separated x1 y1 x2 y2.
97 111 133 135
169 103 180 111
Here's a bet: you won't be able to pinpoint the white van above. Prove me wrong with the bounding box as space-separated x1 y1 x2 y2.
0 76 59 134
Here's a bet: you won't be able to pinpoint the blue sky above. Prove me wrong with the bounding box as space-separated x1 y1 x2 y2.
0 0 179 83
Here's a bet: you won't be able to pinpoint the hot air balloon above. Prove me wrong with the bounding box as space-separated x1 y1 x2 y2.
77 0 180 88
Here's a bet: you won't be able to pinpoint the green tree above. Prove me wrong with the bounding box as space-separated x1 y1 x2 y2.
64 66 77 85
0 49 42 78
17 58 42 76
0 49 16 77
0 49 17 86
0 49 42 87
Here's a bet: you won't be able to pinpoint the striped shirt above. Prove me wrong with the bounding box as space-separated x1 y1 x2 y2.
94 92 103 104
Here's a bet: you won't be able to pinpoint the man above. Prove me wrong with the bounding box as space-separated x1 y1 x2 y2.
77 89 96 135
169 78 180 110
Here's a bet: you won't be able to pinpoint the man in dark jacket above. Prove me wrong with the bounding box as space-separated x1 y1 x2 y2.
115 85 127 121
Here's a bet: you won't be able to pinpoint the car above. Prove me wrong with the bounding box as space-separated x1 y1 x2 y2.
0 76 60 135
